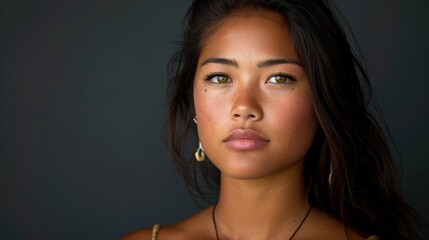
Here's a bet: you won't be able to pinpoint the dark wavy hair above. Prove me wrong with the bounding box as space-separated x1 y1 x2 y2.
167 0 423 239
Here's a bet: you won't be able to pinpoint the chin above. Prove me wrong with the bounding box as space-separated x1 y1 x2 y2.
224 169 270 180
213 154 305 181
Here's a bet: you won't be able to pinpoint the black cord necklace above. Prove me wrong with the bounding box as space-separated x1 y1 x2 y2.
211 202 312 240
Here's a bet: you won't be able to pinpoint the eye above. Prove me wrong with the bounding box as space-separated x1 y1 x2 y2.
266 73 296 84
205 74 232 84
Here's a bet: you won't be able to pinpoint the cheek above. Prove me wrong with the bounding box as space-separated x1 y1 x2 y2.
194 87 228 139
272 95 318 145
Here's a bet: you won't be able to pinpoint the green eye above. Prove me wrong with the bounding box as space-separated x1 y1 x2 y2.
207 74 232 84
266 74 295 84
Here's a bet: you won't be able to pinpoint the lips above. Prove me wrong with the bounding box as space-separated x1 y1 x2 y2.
223 129 269 151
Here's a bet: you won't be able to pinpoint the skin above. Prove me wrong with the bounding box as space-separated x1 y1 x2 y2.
123 11 366 240
195 14 317 182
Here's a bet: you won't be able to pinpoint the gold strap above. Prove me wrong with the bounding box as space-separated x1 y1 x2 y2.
151 224 160 240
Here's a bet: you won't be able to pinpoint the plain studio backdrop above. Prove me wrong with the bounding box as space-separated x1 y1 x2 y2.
1 0 428 239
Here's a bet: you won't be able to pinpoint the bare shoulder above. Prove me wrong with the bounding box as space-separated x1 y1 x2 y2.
157 206 214 240
304 208 367 240
121 206 214 240
121 226 152 240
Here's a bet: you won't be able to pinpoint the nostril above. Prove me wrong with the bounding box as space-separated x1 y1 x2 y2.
233 113 257 119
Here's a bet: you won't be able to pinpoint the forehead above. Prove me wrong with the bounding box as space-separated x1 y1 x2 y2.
199 11 300 63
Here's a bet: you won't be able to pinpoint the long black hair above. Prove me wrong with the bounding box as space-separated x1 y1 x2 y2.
167 0 423 239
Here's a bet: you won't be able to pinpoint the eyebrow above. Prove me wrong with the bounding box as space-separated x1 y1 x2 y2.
200 57 302 68
200 58 238 67
257 58 302 67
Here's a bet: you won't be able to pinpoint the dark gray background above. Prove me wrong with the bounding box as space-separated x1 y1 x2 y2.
1 0 427 239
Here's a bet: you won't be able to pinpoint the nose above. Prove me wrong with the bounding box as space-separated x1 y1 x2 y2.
230 86 263 121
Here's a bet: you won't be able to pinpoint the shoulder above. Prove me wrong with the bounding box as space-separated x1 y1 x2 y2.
304 208 368 240
121 226 152 240
121 224 193 240
121 206 214 240
122 224 162 240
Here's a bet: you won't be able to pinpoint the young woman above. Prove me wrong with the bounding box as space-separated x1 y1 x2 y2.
123 0 423 239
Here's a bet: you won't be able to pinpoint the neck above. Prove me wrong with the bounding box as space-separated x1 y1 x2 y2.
214 165 310 240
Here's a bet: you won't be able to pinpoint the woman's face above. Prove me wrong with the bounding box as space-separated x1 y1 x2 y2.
194 11 318 180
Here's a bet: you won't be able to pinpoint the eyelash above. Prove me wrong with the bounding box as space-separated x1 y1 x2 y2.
204 72 296 84
266 73 297 84
205 73 232 84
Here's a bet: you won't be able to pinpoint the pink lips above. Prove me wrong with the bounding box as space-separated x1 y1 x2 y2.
223 129 269 151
